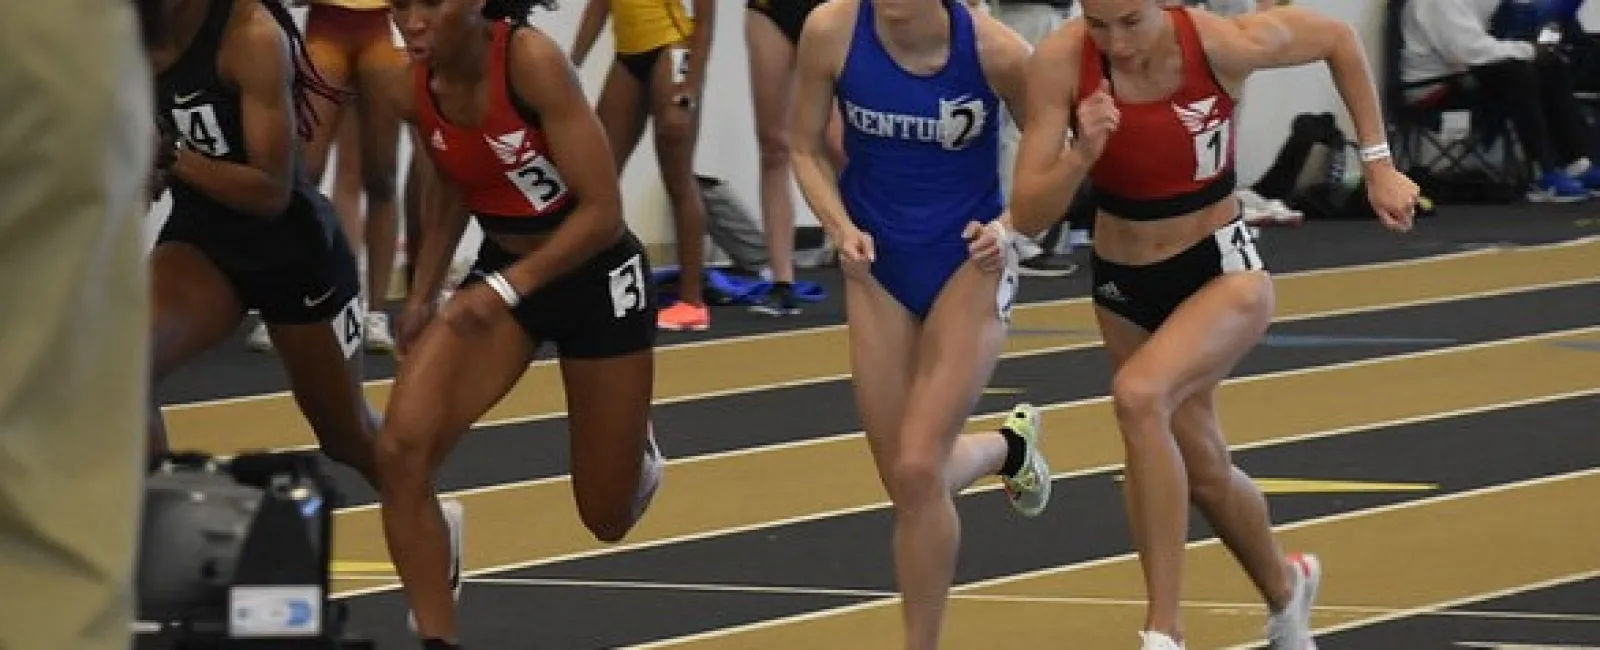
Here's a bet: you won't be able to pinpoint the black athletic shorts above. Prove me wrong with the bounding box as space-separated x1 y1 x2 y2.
618 45 691 85
747 0 826 44
157 192 362 328
463 230 657 360
1090 217 1264 332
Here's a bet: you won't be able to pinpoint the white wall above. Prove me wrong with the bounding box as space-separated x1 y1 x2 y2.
145 0 1413 260
1231 0 1387 185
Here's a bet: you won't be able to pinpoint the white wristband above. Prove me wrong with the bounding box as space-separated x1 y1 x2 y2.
1359 142 1392 163
484 271 521 308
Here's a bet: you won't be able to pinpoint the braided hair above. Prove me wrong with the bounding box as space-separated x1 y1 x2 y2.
259 0 349 141
483 0 560 22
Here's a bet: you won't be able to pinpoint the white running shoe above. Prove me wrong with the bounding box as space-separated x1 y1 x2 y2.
441 499 465 602
1139 631 1185 650
364 311 395 353
246 320 273 352
636 431 664 514
407 498 466 631
1266 553 1323 650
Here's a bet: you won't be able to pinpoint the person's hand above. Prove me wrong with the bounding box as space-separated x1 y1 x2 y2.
1364 162 1421 233
829 223 877 280
1072 80 1121 164
439 282 511 337
963 218 1012 273
394 298 438 360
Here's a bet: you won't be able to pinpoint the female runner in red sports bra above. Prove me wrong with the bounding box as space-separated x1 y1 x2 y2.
1007 2 1419 649
374 1 664 646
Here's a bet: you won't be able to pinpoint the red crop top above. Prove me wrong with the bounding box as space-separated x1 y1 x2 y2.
1078 7 1238 221
413 21 576 234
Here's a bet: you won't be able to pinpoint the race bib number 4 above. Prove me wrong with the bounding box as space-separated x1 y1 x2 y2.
171 104 231 157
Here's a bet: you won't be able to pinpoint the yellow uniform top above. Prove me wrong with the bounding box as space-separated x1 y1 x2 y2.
610 0 694 55
312 0 389 11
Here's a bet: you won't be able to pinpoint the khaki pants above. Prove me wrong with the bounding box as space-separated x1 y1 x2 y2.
0 1 154 649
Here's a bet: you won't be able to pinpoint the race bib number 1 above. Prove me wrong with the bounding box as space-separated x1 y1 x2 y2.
1214 219 1263 273
1191 118 1231 182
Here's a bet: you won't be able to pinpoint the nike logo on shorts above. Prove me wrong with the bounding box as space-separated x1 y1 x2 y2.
303 287 336 307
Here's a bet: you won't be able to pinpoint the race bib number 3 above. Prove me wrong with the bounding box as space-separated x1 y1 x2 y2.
607 254 648 319
506 153 568 212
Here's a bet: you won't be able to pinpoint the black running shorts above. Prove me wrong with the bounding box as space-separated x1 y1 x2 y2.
463 230 657 360
1090 217 1265 332
157 192 362 329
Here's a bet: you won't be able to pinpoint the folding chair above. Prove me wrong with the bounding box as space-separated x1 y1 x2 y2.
1564 27 1600 153
1384 0 1532 199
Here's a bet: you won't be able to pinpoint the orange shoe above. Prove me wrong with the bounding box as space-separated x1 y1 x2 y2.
657 302 710 331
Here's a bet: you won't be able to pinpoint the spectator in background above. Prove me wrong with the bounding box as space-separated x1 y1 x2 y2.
743 0 844 317
0 2 152 649
1401 0 1600 202
992 0 1083 276
251 0 405 354
573 0 718 332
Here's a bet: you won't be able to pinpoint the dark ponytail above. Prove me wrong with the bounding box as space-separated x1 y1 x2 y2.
261 0 351 141
482 0 559 22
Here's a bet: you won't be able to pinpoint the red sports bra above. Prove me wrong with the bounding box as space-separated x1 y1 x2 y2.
412 21 576 234
1078 8 1238 221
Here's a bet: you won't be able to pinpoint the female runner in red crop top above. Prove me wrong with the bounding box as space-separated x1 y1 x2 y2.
373 1 664 646
1007 2 1419 649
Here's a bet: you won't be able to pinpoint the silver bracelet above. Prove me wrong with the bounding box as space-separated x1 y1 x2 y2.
484 271 521 308
1358 142 1392 163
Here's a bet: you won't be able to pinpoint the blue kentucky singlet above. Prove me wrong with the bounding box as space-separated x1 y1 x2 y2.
835 0 1002 249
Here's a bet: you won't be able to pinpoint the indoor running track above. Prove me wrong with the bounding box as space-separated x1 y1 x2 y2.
156 203 1600 649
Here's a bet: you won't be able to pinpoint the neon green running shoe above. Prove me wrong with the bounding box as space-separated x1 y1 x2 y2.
999 403 1051 517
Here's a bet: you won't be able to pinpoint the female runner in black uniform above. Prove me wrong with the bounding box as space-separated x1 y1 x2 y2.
144 0 382 479
143 0 468 635
374 0 665 646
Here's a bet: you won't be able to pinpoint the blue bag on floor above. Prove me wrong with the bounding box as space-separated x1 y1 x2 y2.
651 267 827 307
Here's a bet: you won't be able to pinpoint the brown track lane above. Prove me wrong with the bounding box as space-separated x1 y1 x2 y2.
634 470 1600 649
329 327 1600 598
161 239 1600 456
